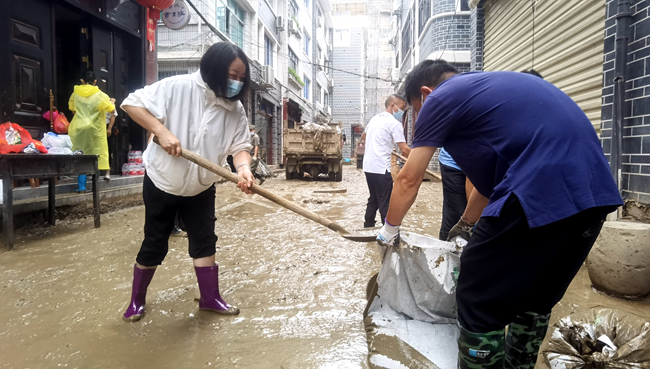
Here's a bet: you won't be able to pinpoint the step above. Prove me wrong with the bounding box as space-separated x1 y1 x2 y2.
11 175 144 202
1 184 143 216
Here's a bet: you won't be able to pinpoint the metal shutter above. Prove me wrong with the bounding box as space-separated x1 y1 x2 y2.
483 0 606 132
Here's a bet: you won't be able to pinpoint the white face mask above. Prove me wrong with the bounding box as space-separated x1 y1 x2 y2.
250 131 255 136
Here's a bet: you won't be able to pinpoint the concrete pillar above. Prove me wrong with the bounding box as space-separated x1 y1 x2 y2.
587 221 650 299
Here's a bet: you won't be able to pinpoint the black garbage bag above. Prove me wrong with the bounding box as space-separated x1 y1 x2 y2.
540 307 650 368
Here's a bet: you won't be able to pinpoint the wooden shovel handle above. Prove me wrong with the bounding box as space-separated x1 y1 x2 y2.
391 151 442 181
153 137 350 234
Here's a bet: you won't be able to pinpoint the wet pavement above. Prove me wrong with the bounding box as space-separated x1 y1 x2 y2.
1 165 648 368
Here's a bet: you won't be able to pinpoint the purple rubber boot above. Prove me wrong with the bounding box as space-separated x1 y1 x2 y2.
195 264 240 315
123 264 156 322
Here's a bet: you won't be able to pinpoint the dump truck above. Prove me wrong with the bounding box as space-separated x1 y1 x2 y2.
283 124 343 181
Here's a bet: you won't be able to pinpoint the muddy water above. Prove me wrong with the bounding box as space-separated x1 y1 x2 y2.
0 166 443 369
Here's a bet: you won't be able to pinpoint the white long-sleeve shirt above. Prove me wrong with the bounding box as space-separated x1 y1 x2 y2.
121 71 252 197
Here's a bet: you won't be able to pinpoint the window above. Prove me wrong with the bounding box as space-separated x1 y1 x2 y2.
304 0 309 9
324 92 329 106
315 84 321 103
216 0 245 48
158 70 185 80
289 48 298 71
401 12 412 62
419 0 430 34
303 76 310 100
289 0 298 18
457 0 469 11
304 33 310 55
264 35 273 66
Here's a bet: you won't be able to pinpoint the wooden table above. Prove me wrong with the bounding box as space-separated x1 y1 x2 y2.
0 154 100 250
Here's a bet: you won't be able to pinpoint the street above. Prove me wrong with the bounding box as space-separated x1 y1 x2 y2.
2 165 649 368
0 165 443 369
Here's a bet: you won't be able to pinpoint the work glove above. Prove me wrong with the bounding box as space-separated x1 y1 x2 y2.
447 216 475 242
377 220 401 247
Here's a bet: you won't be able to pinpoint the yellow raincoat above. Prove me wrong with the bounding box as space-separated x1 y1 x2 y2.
68 85 115 170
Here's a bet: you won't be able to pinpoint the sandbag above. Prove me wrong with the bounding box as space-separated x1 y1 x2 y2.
377 232 466 324
540 307 650 368
365 232 467 369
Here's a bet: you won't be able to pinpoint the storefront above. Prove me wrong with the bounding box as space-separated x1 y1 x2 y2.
0 0 152 174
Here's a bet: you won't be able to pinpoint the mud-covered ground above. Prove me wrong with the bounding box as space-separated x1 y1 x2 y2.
1 165 648 369
0 166 443 369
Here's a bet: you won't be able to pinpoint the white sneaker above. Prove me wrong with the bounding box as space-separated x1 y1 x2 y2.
104 172 111 180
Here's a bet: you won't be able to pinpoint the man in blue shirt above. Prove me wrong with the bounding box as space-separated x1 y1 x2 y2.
376 60 622 369
438 147 470 240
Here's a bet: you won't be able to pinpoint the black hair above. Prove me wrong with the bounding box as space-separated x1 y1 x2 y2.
521 69 543 79
403 59 459 104
81 69 96 83
200 42 251 101
384 94 406 108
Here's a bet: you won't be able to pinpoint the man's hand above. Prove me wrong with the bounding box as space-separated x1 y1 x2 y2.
377 221 401 247
236 165 255 194
157 130 182 157
447 216 475 242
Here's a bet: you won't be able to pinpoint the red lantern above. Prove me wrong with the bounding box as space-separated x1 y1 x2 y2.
137 0 175 21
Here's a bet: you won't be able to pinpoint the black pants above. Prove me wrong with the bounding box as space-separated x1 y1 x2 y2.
364 171 393 227
440 163 467 240
456 195 615 333
136 175 218 266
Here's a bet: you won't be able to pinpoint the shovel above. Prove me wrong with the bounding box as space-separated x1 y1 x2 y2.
391 151 442 181
154 138 377 242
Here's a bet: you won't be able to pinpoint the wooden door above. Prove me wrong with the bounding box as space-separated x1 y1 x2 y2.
91 22 113 96
0 0 53 139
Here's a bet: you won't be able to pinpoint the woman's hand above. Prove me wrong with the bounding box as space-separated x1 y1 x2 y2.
106 128 112 137
157 130 182 157
236 165 255 194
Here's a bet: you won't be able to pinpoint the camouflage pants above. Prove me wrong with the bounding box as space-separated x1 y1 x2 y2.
504 311 550 369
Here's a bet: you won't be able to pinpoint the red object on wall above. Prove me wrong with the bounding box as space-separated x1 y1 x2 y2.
146 9 156 51
137 0 175 21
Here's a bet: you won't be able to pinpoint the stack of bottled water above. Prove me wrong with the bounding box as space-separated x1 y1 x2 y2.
122 151 144 176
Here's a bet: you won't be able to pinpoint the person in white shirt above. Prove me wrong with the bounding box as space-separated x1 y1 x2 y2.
120 42 254 322
359 94 411 228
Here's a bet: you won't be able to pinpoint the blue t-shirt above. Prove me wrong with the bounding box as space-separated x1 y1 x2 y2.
413 71 622 228
438 148 461 170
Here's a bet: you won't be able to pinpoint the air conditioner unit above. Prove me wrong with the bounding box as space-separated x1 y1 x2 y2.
262 65 274 86
288 19 297 35
276 16 284 31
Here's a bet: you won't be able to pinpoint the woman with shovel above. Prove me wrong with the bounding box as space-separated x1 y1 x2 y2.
120 42 254 321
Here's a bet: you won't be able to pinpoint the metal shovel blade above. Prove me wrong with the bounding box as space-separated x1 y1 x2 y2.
341 233 377 242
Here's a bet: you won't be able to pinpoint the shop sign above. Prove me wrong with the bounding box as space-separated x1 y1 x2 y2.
161 1 191 30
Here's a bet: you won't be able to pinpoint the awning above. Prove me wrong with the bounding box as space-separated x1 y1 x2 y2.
468 0 481 9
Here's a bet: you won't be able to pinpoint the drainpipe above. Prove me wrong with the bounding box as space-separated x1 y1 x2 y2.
611 0 631 208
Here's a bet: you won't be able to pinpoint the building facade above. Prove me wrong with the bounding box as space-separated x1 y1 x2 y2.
0 0 152 174
395 0 650 219
331 14 367 159
157 0 334 166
